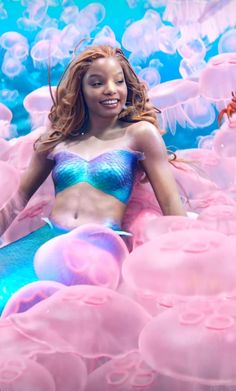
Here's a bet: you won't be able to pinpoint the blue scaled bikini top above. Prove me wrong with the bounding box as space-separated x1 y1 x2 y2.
48 149 145 204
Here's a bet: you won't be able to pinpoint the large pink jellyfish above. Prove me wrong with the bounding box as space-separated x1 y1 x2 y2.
86 350 210 391
1 280 65 318
34 224 128 290
149 79 200 133
9 285 151 359
122 229 236 299
0 102 14 138
199 53 236 110
0 355 55 391
198 204 236 236
139 299 236 385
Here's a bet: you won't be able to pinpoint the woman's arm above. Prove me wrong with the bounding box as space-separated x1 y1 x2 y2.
134 121 186 216
0 150 54 236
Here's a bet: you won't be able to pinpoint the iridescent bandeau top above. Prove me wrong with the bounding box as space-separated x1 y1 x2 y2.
48 149 145 204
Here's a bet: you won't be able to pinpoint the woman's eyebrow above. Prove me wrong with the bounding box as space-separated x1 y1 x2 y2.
88 71 124 78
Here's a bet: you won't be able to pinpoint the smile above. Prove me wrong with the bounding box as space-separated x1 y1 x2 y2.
100 99 119 107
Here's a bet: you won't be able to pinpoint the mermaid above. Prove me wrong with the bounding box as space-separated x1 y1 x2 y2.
0 44 186 313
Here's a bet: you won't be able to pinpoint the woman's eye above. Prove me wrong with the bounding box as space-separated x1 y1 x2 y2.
92 82 102 87
116 80 124 84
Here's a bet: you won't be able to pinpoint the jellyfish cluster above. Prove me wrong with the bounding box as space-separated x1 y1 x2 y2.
1 99 236 390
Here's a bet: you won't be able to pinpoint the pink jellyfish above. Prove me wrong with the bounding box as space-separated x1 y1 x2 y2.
149 79 199 133
199 53 236 110
218 29 236 53
0 102 12 122
1 280 65 317
122 229 236 299
9 285 151 359
1 52 25 78
0 356 55 391
34 224 128 290
60 5 80 24
139 299 236 386
23 85 56 128
30 39 61 69
163 0 206 26
0 31 28 50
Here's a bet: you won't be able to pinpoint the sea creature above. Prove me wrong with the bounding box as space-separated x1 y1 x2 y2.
218 91 236 124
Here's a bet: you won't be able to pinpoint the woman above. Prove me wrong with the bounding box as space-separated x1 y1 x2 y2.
0 45 185 313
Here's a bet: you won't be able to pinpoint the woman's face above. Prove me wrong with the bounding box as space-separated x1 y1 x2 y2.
82 57 128 120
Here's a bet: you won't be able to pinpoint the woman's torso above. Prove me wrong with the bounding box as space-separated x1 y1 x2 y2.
48 122 144 231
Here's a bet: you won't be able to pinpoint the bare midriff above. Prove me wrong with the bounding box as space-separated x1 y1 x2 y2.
49 182 127 231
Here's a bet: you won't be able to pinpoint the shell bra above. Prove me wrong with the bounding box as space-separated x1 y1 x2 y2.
48 149 145 204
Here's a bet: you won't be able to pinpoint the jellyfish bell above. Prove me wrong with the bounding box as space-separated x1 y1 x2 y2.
218 29 236 54
149 78 199 133
139 299 236 386
183 96 215 128
179 57 207 78
0 31 28 50
30 39 60 69
1 52 25 78
122 17 158 56
0 103 12 122
177 37 206 60
9 41 29 62
138 67 160 88
93 26 120 48
60 5 80 24
23 85 56 128
213 116 236 158
199 53 236 110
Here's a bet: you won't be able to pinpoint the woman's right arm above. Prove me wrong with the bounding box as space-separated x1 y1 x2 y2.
0 150 54 236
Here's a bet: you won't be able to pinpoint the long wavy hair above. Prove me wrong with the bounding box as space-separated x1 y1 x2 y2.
34 44 161 152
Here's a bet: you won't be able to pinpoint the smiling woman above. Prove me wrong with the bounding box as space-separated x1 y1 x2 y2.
0 44 185 316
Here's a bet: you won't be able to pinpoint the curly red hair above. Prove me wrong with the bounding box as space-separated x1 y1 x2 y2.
34 45 161 152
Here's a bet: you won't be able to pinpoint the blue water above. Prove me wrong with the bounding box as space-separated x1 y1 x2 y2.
0 0 233 149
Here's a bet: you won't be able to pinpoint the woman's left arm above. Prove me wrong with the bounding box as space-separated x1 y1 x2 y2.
135 121 186 216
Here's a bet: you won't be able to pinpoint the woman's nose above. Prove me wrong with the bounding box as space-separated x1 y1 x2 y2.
104 81 116 94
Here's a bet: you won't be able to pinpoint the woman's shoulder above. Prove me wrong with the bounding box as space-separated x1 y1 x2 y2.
126 121 161 148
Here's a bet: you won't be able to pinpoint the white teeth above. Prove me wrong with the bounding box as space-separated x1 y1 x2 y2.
101 99 118 105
